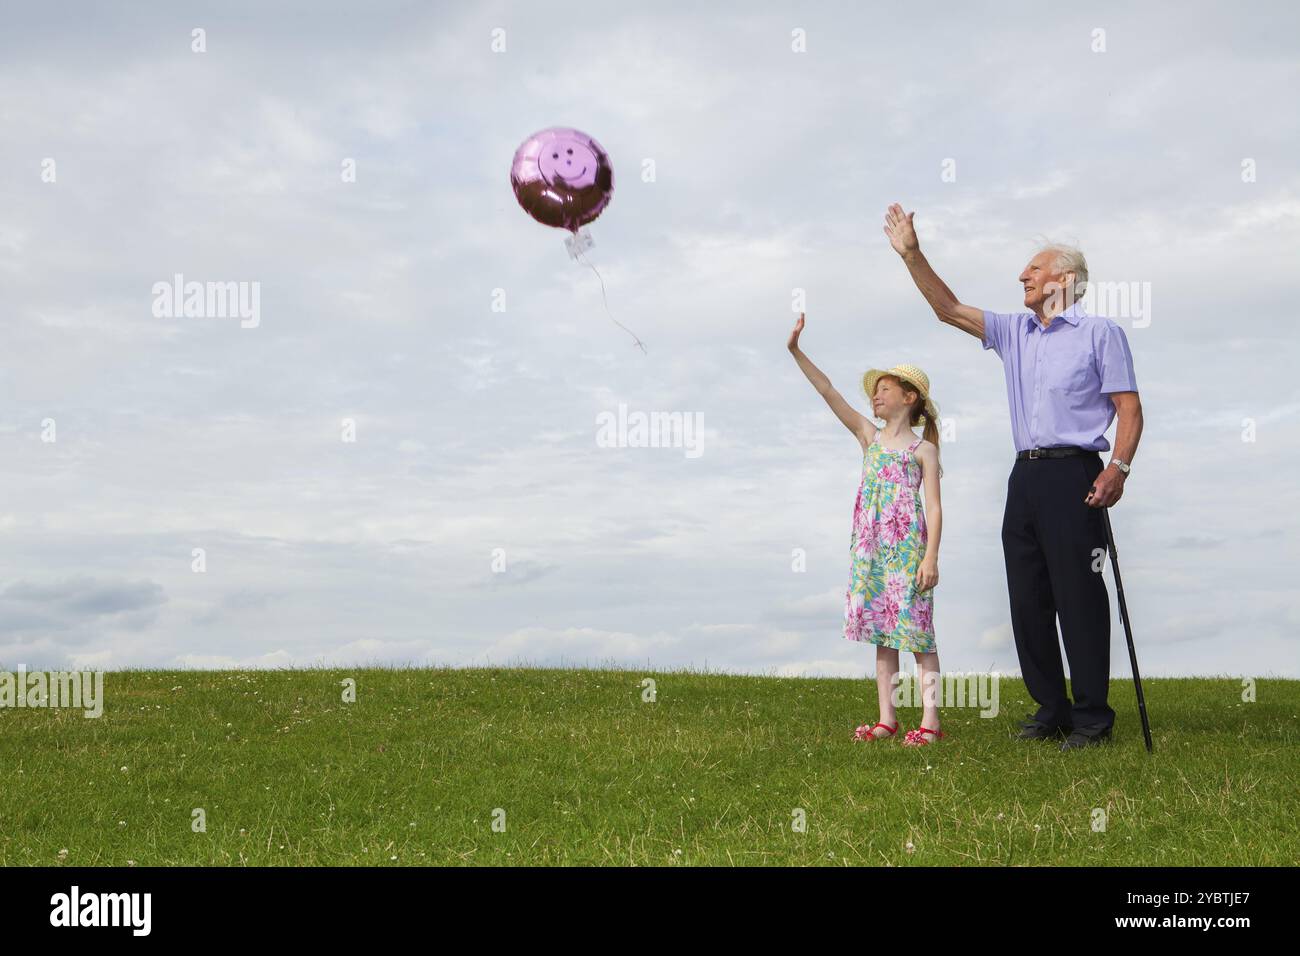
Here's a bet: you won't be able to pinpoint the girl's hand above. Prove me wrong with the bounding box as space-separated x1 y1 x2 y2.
787 312 805 352
916 557 939 592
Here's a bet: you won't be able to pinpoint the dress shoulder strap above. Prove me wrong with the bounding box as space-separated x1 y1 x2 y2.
907 436 923 453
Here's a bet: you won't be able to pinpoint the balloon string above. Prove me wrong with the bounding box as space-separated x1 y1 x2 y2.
575 248 647 353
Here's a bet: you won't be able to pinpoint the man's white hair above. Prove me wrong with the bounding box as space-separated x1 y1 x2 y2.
1037 241 1089 300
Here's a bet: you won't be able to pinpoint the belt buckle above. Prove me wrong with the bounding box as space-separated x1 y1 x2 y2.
1028 447 1042 460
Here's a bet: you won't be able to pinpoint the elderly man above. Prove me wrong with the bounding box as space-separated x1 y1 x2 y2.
883 203 1144 752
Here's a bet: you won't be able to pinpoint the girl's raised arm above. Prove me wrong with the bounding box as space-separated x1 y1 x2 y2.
787 313 877 451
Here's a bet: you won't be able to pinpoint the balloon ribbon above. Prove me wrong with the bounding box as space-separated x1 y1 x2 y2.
574 247 647 353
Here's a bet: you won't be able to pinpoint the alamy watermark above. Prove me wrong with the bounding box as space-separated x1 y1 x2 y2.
0 667 104 718
891 670 1000 717
596 402 704 458
1044 279 1152 328
151 273 260 328
50 886 150 936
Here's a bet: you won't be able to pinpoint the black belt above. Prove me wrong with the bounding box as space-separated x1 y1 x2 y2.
1015 445 1093 461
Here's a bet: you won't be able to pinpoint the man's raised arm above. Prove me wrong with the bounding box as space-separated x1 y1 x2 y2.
883 203 986 341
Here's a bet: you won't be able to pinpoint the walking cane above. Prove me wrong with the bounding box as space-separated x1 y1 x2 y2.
1101 507 1153 753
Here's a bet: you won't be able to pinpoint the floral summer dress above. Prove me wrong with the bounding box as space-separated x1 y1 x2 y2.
843 434 936 653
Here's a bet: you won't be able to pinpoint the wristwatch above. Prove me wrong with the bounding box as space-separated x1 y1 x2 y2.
1111 458 1131 475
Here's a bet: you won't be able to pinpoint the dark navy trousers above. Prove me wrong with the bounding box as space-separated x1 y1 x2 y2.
1001 452 1115 731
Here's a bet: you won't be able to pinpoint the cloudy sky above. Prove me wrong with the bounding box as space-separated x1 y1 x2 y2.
1 1 1296 677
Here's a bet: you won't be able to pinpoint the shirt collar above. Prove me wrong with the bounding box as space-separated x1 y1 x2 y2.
1028 301 1085 332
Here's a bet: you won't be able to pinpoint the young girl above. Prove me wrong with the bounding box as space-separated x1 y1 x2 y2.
787 312 945 746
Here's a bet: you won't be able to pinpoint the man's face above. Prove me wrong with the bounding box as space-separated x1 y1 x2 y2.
1019 251 1070 311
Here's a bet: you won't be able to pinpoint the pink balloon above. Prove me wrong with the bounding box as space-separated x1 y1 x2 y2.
510 127 614 232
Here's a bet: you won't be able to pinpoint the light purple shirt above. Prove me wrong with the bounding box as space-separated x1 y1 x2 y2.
982 303 1138 453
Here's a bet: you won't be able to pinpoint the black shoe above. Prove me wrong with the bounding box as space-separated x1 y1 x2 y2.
1014 715 1072 741
1059 725 1113 752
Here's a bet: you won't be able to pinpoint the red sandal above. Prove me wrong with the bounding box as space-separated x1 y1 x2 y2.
902 726 946 746
853 721 898 742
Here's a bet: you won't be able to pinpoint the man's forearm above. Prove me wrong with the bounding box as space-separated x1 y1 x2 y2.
901 249 962 323
1111 402 1143 465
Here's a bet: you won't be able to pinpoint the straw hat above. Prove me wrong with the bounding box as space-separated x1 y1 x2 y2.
861 364 940 426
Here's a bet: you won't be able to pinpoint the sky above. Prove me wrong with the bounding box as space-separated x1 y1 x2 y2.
0 0 1297 678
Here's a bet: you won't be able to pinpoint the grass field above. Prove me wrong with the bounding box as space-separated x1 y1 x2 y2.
1 668 1295 866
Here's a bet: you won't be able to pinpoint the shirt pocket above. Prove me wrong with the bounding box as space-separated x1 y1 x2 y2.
1048 346 1096 393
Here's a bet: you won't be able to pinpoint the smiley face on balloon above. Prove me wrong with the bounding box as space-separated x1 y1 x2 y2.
511 127 613 232
536 134 600 190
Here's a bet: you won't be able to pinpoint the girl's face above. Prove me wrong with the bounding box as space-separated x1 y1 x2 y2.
873 377 917 419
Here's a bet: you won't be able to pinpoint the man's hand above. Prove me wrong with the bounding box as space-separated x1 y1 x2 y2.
884 203 986 339
884 203 919 257
1086 464 1126 508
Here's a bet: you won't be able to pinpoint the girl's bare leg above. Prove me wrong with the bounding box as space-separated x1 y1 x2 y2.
872 645 901 736
914 651 942 738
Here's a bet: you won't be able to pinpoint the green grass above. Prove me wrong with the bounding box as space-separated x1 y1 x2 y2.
0 668 1294 866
